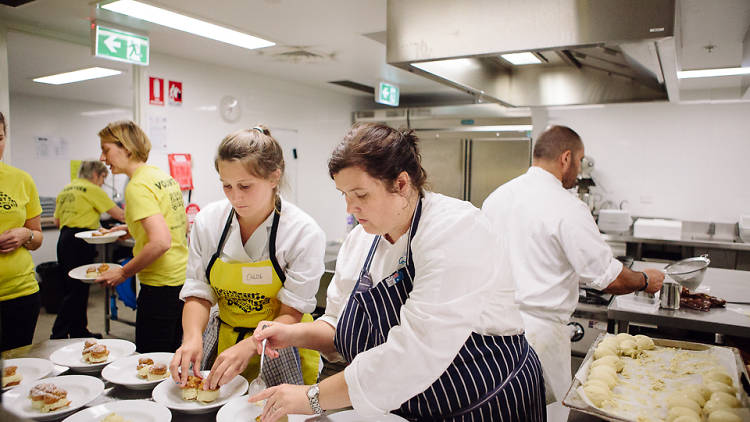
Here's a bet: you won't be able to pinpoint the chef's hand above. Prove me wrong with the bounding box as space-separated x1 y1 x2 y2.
205 337 257 390
0 227 30 253
644 269 664 293
252 321 296 359
250 384 312 422
96 267 127 287
170 337 204 386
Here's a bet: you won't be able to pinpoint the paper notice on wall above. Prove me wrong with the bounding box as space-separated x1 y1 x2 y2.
35 136 69 159
148 114 168 151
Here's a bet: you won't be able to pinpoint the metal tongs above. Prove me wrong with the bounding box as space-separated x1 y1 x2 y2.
247 328 268 396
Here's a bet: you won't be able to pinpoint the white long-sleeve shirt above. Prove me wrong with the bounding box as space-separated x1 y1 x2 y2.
320 192 524 416
179 198 325 314
482 166 622 324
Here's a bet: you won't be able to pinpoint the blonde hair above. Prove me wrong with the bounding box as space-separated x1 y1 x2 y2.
78 160 109 180
214 125 285 199
98 120 151 163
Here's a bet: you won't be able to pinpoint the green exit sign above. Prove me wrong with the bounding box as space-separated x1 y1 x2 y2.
93 25 149 66
375 82 399 106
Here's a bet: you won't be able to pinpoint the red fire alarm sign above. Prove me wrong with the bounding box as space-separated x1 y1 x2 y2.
149 77 164 106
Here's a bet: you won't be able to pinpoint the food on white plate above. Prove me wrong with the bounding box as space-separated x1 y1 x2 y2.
666 395 702 415
136 357 154 379
590 355 624 372
87 344 110 363
101 413 132 422
633 334 655 350
147 363 168 381
28 383 70 413
666 406 701 422
85 266 99 278
707 409 741 422
82 339 98 361
3 365 22 387
181 375 201 401
196 378 219 403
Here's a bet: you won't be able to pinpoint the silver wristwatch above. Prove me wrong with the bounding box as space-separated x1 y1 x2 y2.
306 383 323 414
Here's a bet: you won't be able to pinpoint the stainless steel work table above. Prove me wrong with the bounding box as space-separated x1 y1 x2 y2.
608 261 750 337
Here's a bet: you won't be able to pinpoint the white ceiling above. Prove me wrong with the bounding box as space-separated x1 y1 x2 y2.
2 0 750 107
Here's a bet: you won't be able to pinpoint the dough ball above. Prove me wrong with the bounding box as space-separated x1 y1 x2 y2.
697 385 713 401
709 391 739 408
680 389 706 407
588 370 617 389
666 407 701 422
704 371 733 386
600 336 618 349
705 381 737 395
707 409 741 422
672 416 701 422
583 379 610 392
666 396 702 414
594 343 617 360
615 333 634 345
590 364 617 379
704 398 732 414
582 384 610 407
592 355 624 372
633 334 655 350
618 339 639 358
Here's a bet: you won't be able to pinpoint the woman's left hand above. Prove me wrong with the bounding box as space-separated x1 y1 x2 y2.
96 267 127 287
249 384 312 422
0 227 30 253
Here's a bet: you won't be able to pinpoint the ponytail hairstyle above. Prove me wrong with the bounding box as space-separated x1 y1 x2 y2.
328 122 428 194
214 125 285 204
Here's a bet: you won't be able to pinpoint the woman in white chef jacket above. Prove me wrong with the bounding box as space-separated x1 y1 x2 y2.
170 126 325 389
250 123 546 422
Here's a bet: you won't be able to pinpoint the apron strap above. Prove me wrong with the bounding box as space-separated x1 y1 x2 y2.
206 208 236 281
218 317 256 344
268 199 285 283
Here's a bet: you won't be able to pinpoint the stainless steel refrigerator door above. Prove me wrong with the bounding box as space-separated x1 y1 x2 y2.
469 138 531 208
416 132 467 200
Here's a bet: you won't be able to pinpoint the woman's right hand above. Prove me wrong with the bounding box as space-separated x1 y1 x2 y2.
252 320 297 359
170 337 204 386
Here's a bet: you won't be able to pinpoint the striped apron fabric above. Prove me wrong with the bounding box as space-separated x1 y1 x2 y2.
334 200 546 421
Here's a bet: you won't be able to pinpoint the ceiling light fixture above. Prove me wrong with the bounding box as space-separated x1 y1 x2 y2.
677 67 750 79
500 52 542 65
100 0 275 50
33 67 122 85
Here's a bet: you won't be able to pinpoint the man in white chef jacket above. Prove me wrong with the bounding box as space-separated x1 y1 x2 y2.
482 125 664 404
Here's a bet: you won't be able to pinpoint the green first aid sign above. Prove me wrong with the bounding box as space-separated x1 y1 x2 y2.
94 25 149 66
375 82 399 106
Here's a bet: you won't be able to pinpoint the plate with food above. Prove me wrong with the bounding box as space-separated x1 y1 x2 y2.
102 352 174 390
74 229 127 244
68 263 122 283
50 339 136 373
152 370 247 414
2 375 104 421
61 399 171 422
2 358 55 390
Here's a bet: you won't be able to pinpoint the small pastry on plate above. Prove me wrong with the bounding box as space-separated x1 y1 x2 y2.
136 357 154 379
85 266 99 278
147 363 168 381
101 412 132 422
88 344 110 363
2 365 22 387
197 378 219 403
98 264 110 273
181 375 201 401
82 339 98 361
28 383 70 413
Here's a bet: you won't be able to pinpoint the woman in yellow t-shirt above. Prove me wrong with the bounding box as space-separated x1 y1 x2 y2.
51 160 125 339
96 120 188 353
0 111 45 351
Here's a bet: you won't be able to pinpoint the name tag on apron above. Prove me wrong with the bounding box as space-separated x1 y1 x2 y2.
242 266 273 285
384 268 405 287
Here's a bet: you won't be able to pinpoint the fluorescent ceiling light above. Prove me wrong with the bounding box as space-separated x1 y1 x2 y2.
80 108 130 117
677 67 750 79
101 0 275 50
34 67 122 85
500 52 541 65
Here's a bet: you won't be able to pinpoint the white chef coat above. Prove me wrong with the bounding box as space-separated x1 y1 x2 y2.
180 198 325 314
320 192 524 416
481 166 623 401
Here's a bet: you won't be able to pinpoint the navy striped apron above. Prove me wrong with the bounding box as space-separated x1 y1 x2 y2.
334 200 546 421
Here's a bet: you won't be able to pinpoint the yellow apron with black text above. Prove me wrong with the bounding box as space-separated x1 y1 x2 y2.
207 207 320 384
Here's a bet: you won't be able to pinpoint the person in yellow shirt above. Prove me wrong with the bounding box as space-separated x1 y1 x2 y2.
51 160 125 339
96 120 188 352
0 111 45 351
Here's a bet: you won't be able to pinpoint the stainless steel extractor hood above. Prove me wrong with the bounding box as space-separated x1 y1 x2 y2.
387 0 678 107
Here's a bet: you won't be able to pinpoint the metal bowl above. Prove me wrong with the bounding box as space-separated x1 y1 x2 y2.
664 255 710 291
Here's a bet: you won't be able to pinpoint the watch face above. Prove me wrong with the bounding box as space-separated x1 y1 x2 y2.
220 95 241 123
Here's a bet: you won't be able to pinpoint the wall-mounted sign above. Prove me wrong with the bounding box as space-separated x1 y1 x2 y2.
375 81 399 107
168 81 183 105
93 25 149 66
149 77 164 106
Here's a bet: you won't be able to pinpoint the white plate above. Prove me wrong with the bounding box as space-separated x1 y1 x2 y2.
2 358 55 390
288 410 408 422
102 352 174 390
217 397 408 422
68 263 123 283
50 339 136 373
152 370 247 414
74 230 126 244
2 374 104 421
61 399 171 422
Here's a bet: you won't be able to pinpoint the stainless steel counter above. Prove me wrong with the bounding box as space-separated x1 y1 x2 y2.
602 232 750 251
608 261 750 337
